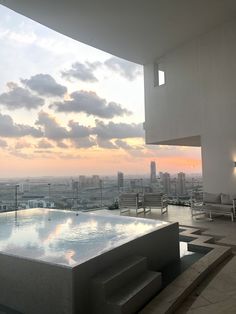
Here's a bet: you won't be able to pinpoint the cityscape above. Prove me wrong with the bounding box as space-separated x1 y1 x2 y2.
0 161 202 212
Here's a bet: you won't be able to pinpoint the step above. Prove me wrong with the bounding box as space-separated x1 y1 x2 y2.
106 270 162 314
92 256 147 297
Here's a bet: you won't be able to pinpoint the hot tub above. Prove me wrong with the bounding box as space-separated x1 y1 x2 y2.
0 209 179 313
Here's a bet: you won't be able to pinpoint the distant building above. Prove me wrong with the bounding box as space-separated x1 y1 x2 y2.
0 203 8 212
117 172 124 190
19 181 30 193
150 161 157 183
91 175 100 187
177 172 186 196
79 175 100 188
27 199 54 209
79 176 86 188
130 179 137 191
162 172 171 195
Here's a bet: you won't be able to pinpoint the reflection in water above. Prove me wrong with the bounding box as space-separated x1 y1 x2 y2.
44 218 72 243
0 209 167 267
179 241 194 258
65 250 76 266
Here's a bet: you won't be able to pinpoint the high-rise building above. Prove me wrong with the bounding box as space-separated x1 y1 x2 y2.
162 172 171 195
117 172 124 190
91 175 100 187
78 175 86 188
79 175 100 188
19 180 30 193
177 172 186 196
72 180 79 208
150 161 157 183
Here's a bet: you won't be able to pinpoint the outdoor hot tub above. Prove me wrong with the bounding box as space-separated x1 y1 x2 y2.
0 209 179 313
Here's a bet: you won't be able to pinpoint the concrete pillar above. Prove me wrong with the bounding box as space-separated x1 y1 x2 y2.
201 102 236 194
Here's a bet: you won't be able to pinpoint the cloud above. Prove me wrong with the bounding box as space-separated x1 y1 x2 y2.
0 82 44 110
10 150 33 159
62 58 141 82
104 57 142 81
93 120 144 139
72 137 96 148
36 112 93 142
96 137 117 149
61 62 99 82
56 141 69 148
50 91 131 118
0 139 7 148
114 139 133 150
36 111 69 140
37 139 54 149
0 112 42 138
21 74 67 97
68 120 91 138
15 139 32 149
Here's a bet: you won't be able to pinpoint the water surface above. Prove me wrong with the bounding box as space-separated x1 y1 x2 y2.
0 209 167 267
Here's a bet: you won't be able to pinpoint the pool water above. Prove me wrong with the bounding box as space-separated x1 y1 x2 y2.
161 241 205 287
0 209 168 267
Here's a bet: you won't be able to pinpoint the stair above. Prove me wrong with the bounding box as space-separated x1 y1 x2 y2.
91 256 162 314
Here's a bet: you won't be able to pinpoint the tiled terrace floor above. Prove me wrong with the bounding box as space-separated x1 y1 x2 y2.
98 205 236 313
99 205 236 248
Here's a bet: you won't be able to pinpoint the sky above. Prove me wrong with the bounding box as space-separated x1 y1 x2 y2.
0 5 201 177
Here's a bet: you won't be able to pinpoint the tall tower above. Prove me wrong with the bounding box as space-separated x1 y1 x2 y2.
177 172 186 196
150 161 157 183
72 180 79 208
117 172 124 191
162 172 171 195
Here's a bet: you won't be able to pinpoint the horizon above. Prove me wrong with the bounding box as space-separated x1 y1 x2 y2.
0 171 203 180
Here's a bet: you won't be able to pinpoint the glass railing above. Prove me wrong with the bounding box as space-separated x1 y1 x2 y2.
0 178 203 212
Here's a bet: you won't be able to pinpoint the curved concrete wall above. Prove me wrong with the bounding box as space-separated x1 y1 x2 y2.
145 18 236 194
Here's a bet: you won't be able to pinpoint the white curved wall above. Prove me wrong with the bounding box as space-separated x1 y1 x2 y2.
145 18 236 194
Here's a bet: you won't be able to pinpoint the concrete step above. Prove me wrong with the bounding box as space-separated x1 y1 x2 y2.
106 270 162 314
92 256 147 297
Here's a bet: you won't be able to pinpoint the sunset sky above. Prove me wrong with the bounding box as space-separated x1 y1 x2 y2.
0 5 201 177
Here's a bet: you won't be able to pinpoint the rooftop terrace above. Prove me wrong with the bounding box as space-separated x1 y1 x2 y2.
98 205 236 313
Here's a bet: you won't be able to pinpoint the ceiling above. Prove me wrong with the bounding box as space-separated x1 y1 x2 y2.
1 0 236 64
148 136 201 147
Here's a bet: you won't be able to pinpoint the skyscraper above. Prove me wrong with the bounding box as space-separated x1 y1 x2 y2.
117 172 124 190
150 161 157 183
177 172 186 196
162 172 171 195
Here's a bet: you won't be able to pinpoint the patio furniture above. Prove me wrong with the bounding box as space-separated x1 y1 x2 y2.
203 193 236 222
143 193 168 214
191 192 205 218
119 193 144 215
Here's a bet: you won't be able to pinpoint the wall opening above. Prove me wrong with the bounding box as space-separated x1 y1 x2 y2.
154 63 165 86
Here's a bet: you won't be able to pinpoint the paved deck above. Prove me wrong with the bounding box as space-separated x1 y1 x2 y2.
98 206 236 313
176 256 236 314
99 205 236 249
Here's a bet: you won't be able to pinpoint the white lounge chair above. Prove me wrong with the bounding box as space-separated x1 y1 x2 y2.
119 193 144 215
191 192 205 218
143 193 168 214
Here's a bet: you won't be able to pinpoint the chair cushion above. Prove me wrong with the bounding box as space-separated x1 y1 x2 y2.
203 192 221 204
221 193 232 205
205 203 233 212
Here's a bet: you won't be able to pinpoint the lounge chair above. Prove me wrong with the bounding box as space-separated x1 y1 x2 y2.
143 193 168 214
203 192 236 222
191 192 205 218
119 193 144 215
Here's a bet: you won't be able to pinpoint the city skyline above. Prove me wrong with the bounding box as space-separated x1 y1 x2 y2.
0 5 201 177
